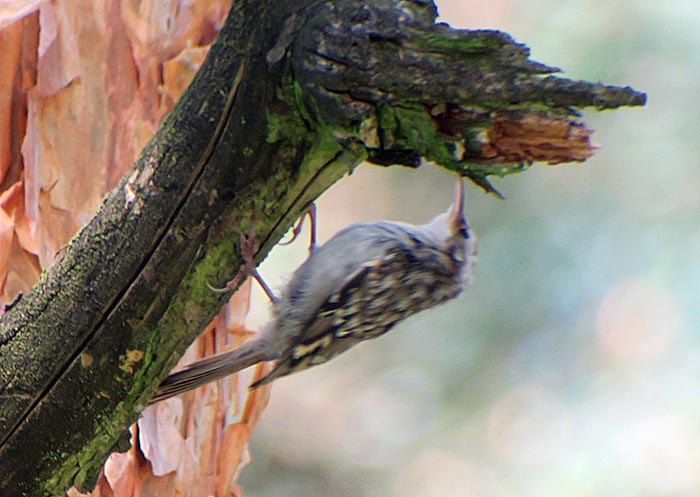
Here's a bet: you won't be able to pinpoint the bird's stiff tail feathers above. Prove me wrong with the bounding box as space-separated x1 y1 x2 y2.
149 338 271 405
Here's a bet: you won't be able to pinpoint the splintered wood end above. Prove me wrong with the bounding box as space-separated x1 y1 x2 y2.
476 113 597 165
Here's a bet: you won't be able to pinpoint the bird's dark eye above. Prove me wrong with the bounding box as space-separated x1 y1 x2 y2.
458 226 469 238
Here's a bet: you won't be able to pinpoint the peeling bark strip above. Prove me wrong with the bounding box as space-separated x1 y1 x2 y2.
0 1 644 495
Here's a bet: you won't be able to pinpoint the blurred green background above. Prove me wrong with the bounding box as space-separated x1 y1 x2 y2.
239 1 700 496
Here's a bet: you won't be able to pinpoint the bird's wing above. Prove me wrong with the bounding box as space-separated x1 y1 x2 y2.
251 246 420 388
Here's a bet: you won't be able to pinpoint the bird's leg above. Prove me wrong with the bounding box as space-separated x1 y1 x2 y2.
250 269 278 304
208 226 279 303
278 204 317 253
209 204 317 302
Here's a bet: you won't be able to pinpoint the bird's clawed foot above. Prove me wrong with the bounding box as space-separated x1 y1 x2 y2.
278 204 317 253
207 226 279 303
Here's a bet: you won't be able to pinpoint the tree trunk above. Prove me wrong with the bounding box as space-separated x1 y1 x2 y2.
0 1 644 495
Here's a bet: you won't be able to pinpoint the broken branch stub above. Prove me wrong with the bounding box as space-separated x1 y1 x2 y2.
288 0 645 191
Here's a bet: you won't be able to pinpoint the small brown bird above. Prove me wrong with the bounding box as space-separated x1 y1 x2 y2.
150 177 476 404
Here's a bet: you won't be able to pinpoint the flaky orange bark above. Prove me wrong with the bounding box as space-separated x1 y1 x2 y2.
0 2 270 496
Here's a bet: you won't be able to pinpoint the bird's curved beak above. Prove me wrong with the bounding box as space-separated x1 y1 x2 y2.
447 176 466 232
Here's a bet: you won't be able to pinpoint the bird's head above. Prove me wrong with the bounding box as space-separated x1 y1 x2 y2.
425 176 477 282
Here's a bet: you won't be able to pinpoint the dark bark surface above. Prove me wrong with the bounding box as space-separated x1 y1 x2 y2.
0 1 644 495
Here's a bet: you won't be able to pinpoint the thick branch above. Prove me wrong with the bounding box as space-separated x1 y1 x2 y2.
0 1 645 495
